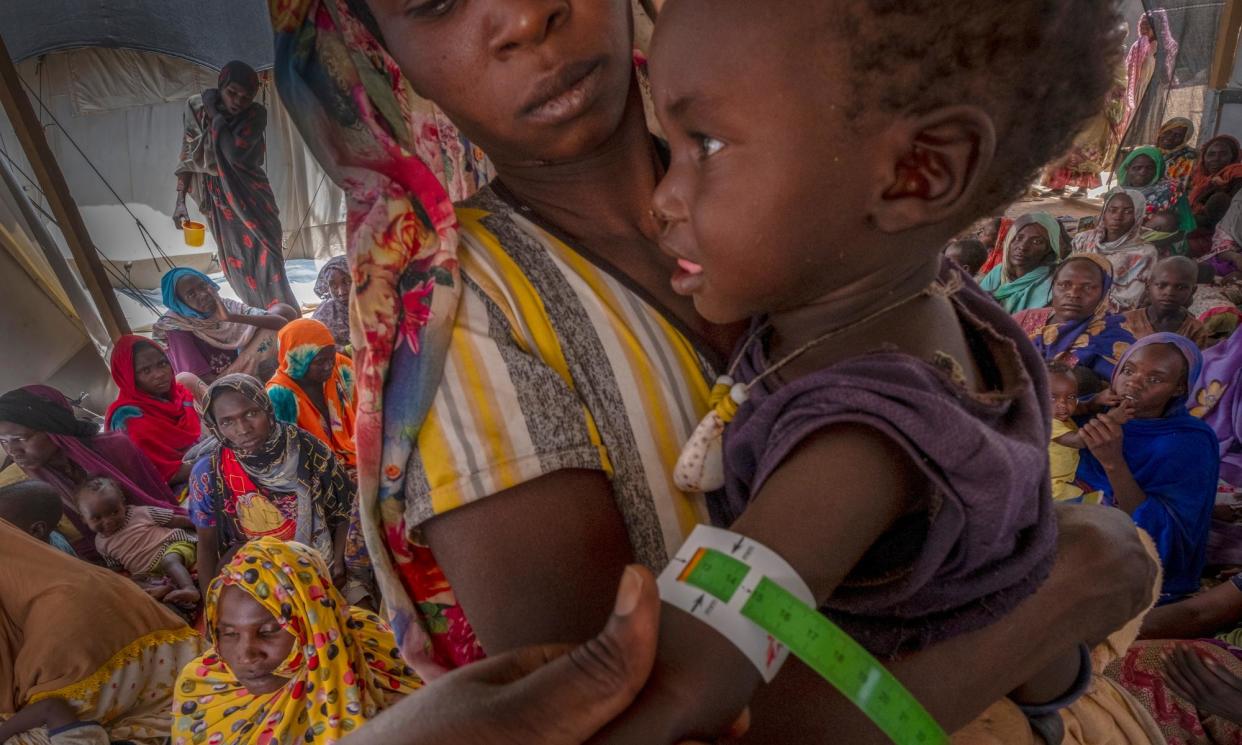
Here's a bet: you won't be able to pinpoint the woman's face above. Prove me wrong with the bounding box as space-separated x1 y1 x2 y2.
132 344 174 399
210 391 272 453
1051 261 1105 322
1006 224 1052 276
220 82 257 117
301 348 337 386
364 0 634 165
1204 140 1237 176
1112 344 1187 419
1126 155 1158 188
177 275 219 316
215 585 296 695
1157 126 1187 151
1103 194 1137 239
0 421 60 470
1140 17 1154 40
326 270 351 305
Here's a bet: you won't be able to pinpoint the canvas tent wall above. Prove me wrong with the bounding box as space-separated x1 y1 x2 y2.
0 1 347 294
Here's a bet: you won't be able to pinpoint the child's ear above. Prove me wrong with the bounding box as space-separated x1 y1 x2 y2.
28 520 48 541
869 106 996 234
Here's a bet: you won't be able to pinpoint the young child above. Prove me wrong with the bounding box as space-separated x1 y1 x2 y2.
1047 363 1085 502
642 0 1131 738
1122 256 1209 347
942 237 988 277
75 476 200 606
0 480 77 555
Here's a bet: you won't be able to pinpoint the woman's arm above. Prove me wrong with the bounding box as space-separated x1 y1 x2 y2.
1142 579 1242 639
196 525 220 598
1079 416 1147 513
212 296 292 331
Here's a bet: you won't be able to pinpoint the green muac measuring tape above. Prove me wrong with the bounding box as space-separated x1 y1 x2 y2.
659 526 948 745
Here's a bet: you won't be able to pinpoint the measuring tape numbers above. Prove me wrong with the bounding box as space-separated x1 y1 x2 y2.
659 525 948 744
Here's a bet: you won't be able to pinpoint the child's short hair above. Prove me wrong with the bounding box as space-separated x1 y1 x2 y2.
1046 361 1076 379
839 1 1123 214
944 238 988 271
75 476 122 502
0 480 63 531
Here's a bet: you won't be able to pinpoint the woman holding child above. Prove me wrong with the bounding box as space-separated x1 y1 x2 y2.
1076 333 1219 604
107 335 205 490
272 0 1159 740
0 385 179 560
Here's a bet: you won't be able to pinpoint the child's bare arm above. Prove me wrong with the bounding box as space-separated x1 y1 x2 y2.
0 698 78 742
1054 430 1086 449
165 513 195 530
590 423 915 742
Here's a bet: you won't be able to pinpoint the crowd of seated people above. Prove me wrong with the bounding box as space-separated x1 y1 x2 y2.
8 0 1242 742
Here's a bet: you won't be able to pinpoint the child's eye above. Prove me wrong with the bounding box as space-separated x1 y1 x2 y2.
406 0 454 18
694 135 725 160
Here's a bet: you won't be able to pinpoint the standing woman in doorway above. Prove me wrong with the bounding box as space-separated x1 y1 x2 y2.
173 61 299 311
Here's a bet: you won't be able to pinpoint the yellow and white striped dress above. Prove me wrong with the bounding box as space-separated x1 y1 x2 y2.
403 185 717 571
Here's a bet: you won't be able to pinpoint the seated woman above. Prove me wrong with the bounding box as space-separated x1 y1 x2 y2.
106 336 205 490
0 519 202 745
152 268 296 399
1014 255 1136 392
1201 189 1242 281
311 257 352 351
1156 117 1198 190
1077 333 1218 605
1107 572 1242 745
0 386 179 560
978 212 1061 313
1116 146 1195 233
187 374 352 598
1191 135 1242 222
266 319 356 470
1072 189 1160 311
172 538 419 745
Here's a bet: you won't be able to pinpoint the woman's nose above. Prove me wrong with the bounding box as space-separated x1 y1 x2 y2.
489 0 570 57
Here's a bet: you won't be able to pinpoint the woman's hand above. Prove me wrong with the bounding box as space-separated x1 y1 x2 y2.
1165 644 1242 723
1080 414 1126 469
341 567 746 745
173 199 190 229
210 294 233 323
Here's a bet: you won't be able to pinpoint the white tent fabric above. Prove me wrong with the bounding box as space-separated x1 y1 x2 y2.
0 47 346 293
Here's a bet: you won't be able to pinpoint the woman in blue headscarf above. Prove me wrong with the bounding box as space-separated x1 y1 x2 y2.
1076 332 1220 604
152 267 296 397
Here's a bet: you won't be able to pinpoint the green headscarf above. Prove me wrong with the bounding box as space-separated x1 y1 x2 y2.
1118 146 1197 234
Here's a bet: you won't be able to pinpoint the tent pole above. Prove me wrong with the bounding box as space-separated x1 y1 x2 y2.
0 36 129 340
1212 0 1242 91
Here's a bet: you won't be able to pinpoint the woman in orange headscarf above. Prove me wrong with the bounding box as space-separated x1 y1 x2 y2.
266 319 356 470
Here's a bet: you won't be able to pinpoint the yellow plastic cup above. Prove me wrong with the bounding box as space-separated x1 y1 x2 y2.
183 220 206 248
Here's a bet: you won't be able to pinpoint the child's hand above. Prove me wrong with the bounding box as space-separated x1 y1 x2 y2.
1094 388 1124 409
1102 398 1136 425
165 586 201 608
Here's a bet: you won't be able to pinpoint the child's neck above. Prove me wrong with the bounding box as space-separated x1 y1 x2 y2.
1145 304 1186 330
766 258 977 388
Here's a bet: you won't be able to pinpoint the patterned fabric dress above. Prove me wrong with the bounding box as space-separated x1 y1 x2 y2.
175 63 297 310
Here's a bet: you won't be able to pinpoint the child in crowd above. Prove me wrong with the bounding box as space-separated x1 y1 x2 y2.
943 237 988 277
1122 256 1208 347
75 476 200 607
1047 363 1085 502
1046 363 1135 504
1142 211 1186 258
0 480 77 555
643 0 1129 738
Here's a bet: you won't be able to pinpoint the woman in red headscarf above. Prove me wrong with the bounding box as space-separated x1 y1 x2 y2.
106 335 205 489
172 60 298 311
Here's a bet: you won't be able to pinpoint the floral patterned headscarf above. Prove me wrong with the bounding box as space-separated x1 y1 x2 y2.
172 538 420 745
269 0 491 675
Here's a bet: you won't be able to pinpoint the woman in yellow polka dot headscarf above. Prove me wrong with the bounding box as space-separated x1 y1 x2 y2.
172 538 420 745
